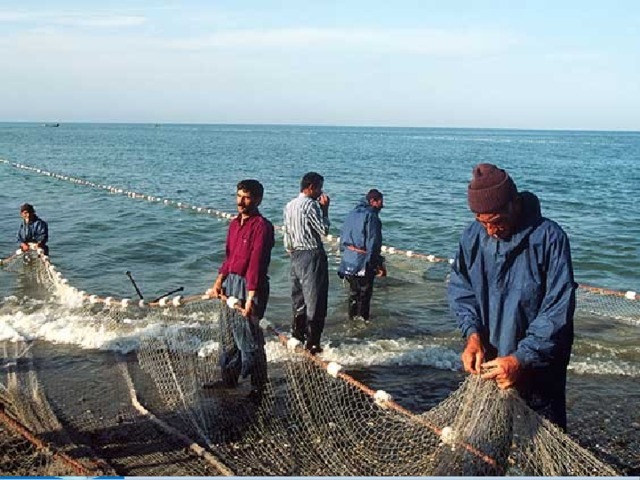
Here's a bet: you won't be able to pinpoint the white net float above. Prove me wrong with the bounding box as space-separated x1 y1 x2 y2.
287 337 301 351
226 296 239 309
327 362 343 378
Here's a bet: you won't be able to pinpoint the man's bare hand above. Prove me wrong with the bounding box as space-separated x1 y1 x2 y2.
461 333 484 374
241 298 254 318
376 265 387 277
318 194 330 212
481 355 522 389
207 277 225 299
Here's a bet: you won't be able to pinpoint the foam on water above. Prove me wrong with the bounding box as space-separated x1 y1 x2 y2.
569 359 640 377
317 337 461 370
0 298 212 354
2 281 639 379
2 283 639 380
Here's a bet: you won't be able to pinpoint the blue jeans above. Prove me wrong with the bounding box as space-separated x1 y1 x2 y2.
290 249 328 348
219 274 268 389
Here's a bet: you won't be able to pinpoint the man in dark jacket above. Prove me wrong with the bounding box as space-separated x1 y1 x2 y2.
17 203 49 255
338 189 387 322
448 164 576 430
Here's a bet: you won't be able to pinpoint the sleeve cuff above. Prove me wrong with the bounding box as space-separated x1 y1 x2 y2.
462 325 479 339
513 350 531 368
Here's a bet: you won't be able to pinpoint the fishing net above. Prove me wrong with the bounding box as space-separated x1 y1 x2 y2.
0 340 111 476
576 287 640 327
0 250 626 476
0 423 79 477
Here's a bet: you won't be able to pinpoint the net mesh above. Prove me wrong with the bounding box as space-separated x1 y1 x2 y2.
0 250 633 476
0 423 79 477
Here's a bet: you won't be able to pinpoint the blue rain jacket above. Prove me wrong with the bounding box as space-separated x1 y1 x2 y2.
17 216 49 254
448 192 576 369
338 198 383 277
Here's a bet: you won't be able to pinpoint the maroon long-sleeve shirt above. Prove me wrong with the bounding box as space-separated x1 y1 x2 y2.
219 213 274 291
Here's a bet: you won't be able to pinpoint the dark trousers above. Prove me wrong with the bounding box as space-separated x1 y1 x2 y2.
346 272 375 320
290 249 328 348
517 363 568 431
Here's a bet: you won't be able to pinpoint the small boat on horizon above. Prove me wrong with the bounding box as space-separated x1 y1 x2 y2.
43 123 60 127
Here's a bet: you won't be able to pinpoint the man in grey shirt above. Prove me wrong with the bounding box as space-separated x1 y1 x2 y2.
283 172 331 354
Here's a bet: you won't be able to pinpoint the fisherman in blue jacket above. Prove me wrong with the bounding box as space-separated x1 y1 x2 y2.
17 203 49 256
448 164 576 430
338 189 387 322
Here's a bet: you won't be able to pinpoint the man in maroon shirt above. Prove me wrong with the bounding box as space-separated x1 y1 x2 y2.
207 179 274 394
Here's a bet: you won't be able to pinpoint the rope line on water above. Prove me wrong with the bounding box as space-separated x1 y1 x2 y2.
1 158 637 302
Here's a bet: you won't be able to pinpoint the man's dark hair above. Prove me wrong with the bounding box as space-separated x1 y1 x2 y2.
366 189 383 202
300 172 324 192
20 203 35 214
237 179 264 200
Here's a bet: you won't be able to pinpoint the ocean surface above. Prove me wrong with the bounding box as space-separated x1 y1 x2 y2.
0 123 639 471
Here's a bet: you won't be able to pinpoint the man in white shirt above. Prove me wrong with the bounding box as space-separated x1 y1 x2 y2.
283 172 331 354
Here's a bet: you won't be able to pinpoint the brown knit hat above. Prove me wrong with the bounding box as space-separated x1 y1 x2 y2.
467 163 517 213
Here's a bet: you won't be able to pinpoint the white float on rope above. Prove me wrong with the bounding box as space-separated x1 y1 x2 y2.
327 362 343 378
440 426 456 445
259 318 272 330
226 296 239 309
374 390 392 407
287 337 301 351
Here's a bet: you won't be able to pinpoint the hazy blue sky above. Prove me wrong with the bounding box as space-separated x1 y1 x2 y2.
1 1 639 130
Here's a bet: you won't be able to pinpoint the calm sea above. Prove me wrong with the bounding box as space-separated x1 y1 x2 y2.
0 123 639 470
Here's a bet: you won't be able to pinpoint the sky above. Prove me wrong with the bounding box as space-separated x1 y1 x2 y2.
0 0 639 130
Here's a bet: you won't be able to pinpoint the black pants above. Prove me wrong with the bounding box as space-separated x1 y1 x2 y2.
346 271 375 321
517 363 568 431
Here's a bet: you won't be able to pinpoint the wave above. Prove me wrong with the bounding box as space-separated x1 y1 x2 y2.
3 300 636 378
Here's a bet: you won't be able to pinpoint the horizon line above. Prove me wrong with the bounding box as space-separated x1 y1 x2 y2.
0 120 638 134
